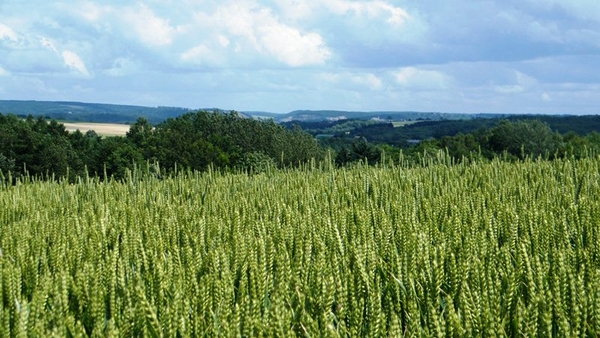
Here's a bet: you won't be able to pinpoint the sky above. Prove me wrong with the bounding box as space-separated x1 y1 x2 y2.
0 0 599 114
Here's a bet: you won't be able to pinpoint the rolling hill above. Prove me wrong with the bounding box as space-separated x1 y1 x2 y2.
0 100 499 124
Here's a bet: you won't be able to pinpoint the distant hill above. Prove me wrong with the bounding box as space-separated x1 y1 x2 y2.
253 110 513 123
0 100 192 124
5 100 590 128
275 110 470 122
0 100 506 124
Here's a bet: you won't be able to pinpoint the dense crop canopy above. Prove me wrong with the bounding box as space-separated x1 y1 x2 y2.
1 157 600 336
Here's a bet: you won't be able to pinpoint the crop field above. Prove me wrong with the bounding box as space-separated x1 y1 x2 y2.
391 121 418 128
1 157 600 336
62 122 130 136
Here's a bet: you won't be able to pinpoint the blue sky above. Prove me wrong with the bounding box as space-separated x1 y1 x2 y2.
0 0 599 114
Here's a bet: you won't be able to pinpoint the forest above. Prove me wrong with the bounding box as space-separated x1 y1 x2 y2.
327 118 600 166
0 111 323 181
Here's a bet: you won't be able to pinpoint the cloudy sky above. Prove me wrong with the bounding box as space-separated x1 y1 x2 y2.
0 0 599 114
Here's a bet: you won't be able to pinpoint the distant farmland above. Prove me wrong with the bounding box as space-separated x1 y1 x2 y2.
62 122 130 136
391 120 418 127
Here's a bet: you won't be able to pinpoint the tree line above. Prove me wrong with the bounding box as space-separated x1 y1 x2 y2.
1 111 599 182
329 119 600 166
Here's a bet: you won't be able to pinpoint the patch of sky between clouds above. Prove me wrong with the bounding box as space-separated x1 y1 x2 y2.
532 0 600 22
394 67 450 90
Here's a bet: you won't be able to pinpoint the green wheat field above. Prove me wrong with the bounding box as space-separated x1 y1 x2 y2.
1 156 600 336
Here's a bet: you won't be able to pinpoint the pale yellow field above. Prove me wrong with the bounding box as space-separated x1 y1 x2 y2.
62 122 130 136
391 121 418 127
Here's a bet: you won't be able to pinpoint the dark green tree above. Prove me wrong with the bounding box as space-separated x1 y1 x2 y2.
438 133 482 161
93 137 143 180
126 117 155 159
486 120 562 160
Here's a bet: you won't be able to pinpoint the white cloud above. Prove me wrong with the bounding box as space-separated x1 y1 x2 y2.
319 72 341 83
351 73 382 90
273 0 411 26
318 71 383 91
40 37 58 53
542 93 551 101
273 0 314 20
211 3 261 47
76 2 110 22
323 0 410 25
38 37 90 76
218 35 230 47
181 44 224 66
515 71 537 87
394 67 450 90
62 51 90 76
259 23 330 66
493 71 538 94
0 66 10 76
314 0 424 48
0 23 18 41
121 4 177 46
192 2 331 67
105 57 138 76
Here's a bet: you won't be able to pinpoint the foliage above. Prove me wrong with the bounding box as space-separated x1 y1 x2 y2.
137 111 324 172
486 120 561 160
334 137 381 166
0 153 15 176
281 119 384 136
2 110 600 181
0 115 77 179
0 111 324 181
309 115 600 150
2 156 600 335
238 151 277 174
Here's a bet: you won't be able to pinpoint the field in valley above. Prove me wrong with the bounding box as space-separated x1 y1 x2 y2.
1 157 599 336
62 122 130 136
